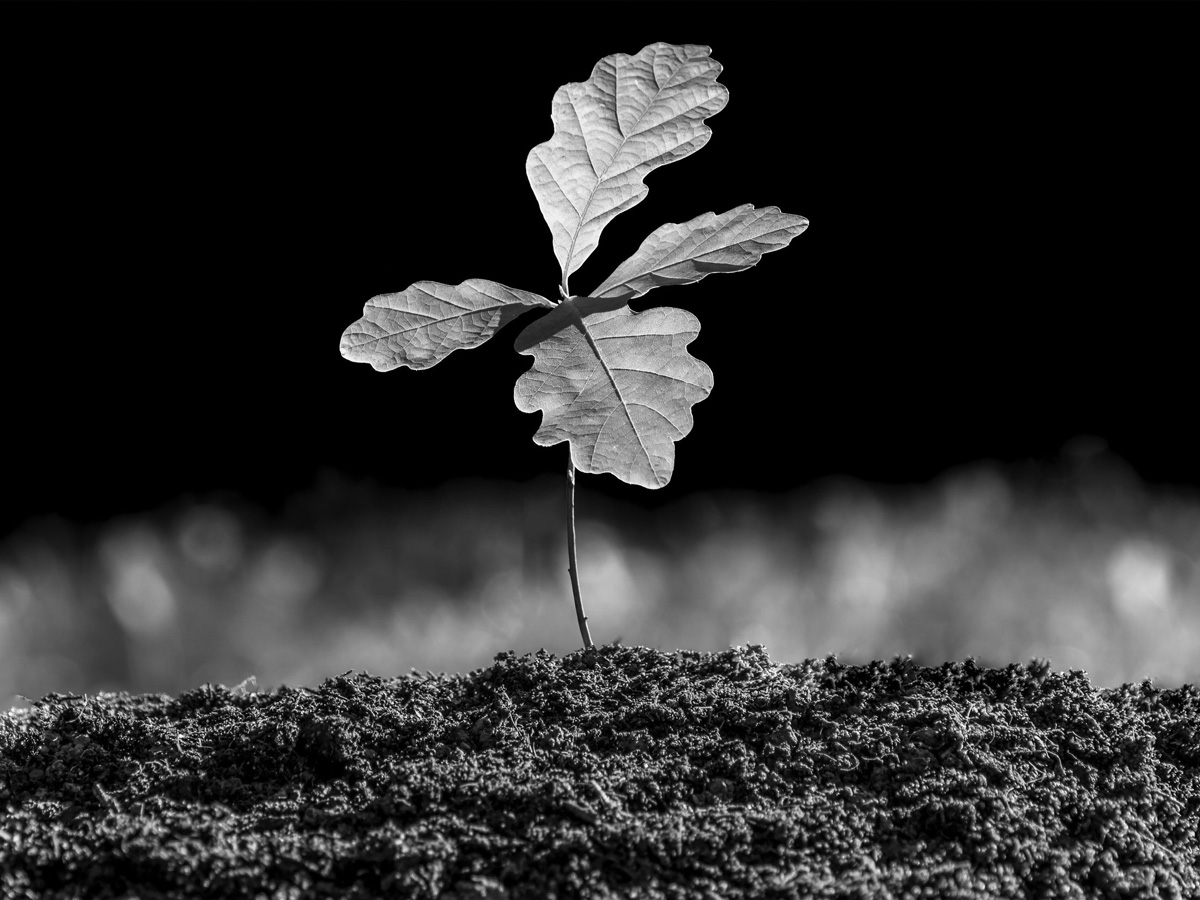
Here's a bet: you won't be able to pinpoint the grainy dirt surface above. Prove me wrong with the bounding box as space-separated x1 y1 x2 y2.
2 644 1198 899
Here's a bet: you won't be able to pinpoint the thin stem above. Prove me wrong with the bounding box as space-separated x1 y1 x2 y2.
566 450 594 650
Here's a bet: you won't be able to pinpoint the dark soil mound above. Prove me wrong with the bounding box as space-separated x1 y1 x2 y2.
2 645 1198 898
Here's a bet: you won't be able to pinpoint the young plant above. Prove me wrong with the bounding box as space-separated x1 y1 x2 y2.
341 42 808 650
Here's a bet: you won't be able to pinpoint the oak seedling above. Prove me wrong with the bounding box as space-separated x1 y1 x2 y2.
341 42 808 649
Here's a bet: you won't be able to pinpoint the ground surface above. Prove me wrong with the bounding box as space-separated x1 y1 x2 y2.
1 644 1198 899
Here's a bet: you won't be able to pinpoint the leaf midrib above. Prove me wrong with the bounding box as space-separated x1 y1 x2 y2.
568 304 657 481
353 297 538 349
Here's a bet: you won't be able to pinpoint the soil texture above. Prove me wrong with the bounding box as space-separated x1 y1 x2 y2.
2 644 1198 899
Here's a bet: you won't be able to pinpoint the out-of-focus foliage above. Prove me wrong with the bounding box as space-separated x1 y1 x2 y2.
2 450 1198 708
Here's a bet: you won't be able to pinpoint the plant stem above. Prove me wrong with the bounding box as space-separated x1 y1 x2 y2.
566 451 594 650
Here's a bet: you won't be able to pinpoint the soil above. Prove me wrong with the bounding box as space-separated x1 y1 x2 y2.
2 644 1198 899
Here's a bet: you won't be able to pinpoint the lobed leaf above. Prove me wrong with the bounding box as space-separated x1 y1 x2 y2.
341 279 553 372
526 42 728 288
513 296 713 489
591 204 810 302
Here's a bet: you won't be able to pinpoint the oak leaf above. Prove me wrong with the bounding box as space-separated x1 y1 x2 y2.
340 279 552 372
513 297 712 489
526 42 728 289
591 204 810 302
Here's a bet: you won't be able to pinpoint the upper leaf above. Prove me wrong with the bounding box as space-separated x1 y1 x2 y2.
591 204 810 302
526 42 728 289
513 296 713 489
341 279 553 372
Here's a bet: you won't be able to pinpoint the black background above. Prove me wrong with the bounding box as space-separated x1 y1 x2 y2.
3 4 1195 535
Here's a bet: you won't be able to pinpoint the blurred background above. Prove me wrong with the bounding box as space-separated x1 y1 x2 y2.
4 450 1200 706
4 7 1197 705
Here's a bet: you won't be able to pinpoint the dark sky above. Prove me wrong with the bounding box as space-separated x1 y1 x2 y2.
4 5 1194 534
